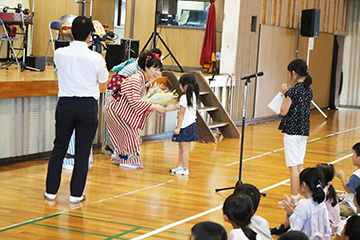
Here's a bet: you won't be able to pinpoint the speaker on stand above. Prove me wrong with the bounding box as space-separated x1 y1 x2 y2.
300 9 327 120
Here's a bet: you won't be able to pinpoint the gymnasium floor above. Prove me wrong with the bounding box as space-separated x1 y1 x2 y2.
0 108 359 239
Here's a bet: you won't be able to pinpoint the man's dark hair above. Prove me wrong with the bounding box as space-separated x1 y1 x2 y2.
191 221 227 240
71 16 95 41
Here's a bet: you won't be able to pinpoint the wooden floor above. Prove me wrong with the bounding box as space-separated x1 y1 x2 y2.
0 108 359 239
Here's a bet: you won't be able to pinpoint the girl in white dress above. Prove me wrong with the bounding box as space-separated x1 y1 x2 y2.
280 167 331 240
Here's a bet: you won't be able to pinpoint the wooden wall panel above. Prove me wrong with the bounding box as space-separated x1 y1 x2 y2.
231 0 263 121
92 0 116 30
255 25 297 118
32 0 79 56
260 0 348 33
298 33 334 107
254 26 333 118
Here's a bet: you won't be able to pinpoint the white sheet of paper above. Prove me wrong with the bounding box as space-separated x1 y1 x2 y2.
267 92 283 114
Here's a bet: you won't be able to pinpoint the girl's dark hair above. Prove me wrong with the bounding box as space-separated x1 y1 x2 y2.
191 221 228 240
179 74 200 107
316 163 338 207
223 194 257 240
71 16 95 41
287 59 312 88
233 183 261 212
344 215 360 240
138 50 163 71
300 167 325 204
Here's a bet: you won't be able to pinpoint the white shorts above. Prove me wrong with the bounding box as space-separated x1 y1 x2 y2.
283 133 308 167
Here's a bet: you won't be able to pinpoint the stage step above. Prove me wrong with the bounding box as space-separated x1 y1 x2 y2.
163 71 240 144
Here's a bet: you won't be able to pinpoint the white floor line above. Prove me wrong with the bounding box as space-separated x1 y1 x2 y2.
225 126 359 167
225 147 284 166
132 154 353 240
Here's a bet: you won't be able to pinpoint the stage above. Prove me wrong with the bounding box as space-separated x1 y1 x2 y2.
0 66 110 99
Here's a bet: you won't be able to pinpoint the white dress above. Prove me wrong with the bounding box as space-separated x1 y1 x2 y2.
289 198 331 240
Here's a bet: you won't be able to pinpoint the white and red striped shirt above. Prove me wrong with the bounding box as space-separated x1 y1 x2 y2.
110 70 153 130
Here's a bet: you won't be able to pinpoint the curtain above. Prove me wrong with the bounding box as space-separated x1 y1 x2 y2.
200 0 216 73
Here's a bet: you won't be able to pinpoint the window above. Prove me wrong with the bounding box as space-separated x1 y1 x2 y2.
115 0 126 27
158 0 210 28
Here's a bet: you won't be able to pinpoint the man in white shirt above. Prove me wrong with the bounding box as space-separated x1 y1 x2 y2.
44 16 109 204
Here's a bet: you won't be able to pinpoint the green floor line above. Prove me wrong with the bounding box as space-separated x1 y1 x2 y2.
31 222 111 237
165 230 191 236
0 213 61 232
306 151 336 156
60 213 153 229
104 227 142 240
336 149 352 156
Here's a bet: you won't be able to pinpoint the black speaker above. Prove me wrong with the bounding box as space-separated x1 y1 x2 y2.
105 45 125 71
301 9 320 37
25 56 46 71
121 38 139 60
54 41 70 50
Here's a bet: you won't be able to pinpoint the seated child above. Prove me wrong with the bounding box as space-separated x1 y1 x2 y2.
335 142 360 217
278 230 309 240
190 221 227 240
279 167 331 240
223 193 261 240
334 185 360 240
271 163 340 236
316 163 341 234
341 215 360 240
233 183 271 240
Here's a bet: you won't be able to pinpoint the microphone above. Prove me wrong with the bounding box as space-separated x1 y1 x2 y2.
241 71 264 80
209 68 217 83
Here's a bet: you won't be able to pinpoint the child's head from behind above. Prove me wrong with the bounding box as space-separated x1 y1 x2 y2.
223 193 254 227
179 74 200 107
287 59 312 88
316 163 335 183
190 221 227 240
223 194 257 239
278 230 309 240
343 215 360 240
233 183 261 212
316 163 338 206
352 142 360 166
300 167 325 204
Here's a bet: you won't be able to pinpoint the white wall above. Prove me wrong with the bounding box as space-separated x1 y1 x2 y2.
219 0 240 75
340 0 360 106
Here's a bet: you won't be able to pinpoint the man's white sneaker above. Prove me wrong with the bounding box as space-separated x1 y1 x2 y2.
69 195 86 203
44 192 56 201
175 169 189 176
169 166 183 173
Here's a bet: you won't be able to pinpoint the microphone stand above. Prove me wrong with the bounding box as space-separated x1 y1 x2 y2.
215 74 266 197
141 0 184 72
20 10 40 71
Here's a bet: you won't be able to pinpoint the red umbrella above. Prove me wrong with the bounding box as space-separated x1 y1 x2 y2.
200 0 216 73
